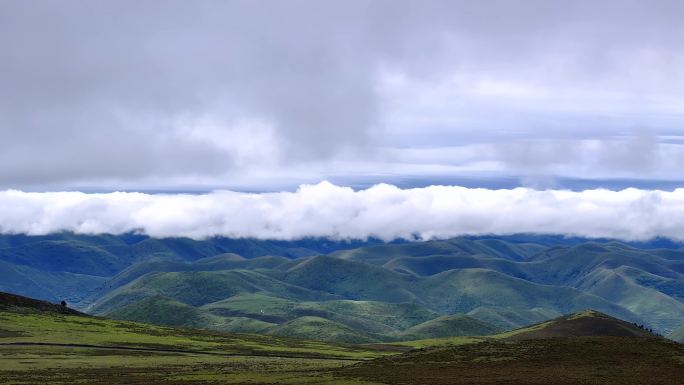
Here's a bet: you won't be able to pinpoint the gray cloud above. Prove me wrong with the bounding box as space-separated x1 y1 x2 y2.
1 1 684 190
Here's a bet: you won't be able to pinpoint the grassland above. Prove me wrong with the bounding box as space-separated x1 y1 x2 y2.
0 311 396 359
0 346 384 385
0 308 402 384
3 301 684 384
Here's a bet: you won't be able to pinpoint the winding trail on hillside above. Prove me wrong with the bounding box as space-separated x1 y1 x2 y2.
0 342 369 361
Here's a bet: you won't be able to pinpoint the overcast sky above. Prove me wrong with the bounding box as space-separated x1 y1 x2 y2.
1 1 684 240
2 0 684 191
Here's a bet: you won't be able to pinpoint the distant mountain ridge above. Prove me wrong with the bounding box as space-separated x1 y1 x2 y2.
1 233 684 342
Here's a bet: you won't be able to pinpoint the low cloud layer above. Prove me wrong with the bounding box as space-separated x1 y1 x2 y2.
1 182 682 241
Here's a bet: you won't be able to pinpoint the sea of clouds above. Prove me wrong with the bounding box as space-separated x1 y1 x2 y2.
0 182 682 241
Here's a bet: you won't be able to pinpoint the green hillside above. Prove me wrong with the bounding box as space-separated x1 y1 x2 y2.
4 234 684 340
107 293 485 343
0 292 392 359
202 294 438 332
267 316 380 344
89 269 335 314
396 314 502 340
466 306 561 330
0 292 400 385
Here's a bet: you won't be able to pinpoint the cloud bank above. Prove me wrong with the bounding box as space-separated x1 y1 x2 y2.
1 182 683 241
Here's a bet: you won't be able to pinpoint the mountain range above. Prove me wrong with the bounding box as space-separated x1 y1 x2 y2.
1 233 684 342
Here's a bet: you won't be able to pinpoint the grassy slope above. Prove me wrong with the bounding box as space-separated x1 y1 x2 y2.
106 295 276 333
202 294 438 332
0 293 395 385
396 315 502 340
88 269 335 314
344 310 684 384
343 337 684 385
416 268 640 320
394 309 659 348
331 238 546 265
267 316 380 344
0 309 391 360
108 293 489 343
497 310 657 340
466 306 561 330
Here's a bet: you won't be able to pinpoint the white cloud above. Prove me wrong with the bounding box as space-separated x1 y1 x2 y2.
1 182 683 241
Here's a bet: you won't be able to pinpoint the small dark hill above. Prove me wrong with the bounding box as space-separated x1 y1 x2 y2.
344 337 684 385
343 310 679 385
503 310 657 340
0 291 84 316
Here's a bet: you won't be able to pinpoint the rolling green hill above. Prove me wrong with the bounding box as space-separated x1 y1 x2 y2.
94 260 645 342
0 291 394 359
396 314 502 340
0 292 402 385
267 316 380 344
3 234 684 341
466 306 561 330
105 292 499 343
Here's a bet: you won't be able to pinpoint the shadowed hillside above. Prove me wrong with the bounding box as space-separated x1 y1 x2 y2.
342 310 683 385
500 310 658 340
0 292 84 316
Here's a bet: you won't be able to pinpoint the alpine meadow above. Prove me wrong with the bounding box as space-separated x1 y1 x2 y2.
2 1 684 384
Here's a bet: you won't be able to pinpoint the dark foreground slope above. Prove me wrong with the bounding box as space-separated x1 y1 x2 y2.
342 311 684 385
501 309 655 340
343 337 684 385
0 291 85 315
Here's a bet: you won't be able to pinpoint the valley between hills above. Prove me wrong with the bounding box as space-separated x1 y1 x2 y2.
2 234 684 383
2 234 684 342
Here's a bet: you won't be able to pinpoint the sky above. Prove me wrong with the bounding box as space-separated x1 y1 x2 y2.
1 1 684 240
